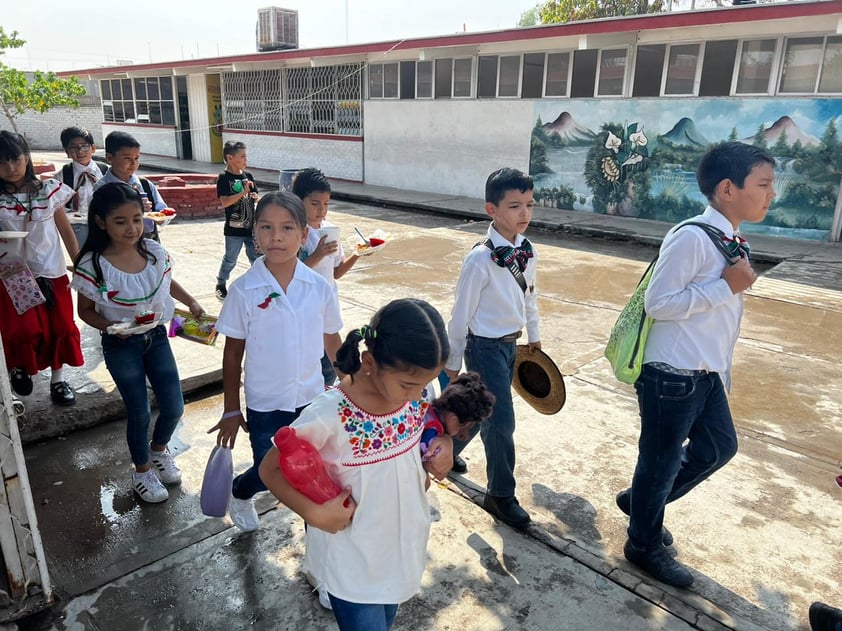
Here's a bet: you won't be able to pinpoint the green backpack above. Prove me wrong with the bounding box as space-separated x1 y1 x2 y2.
604 221 736 384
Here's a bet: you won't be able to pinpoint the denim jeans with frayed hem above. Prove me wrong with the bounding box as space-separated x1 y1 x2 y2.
102 325 184 467
628 364 738 549
328 595 398 631
216 235 258 285
231 406 305 500
453 334 517 498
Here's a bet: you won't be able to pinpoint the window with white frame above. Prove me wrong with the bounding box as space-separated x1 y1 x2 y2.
498 55 521 97
545 52 571 97
521 52 545 98
101 76 177 124
597 48 627 96
736 39 776 94
453 58 472 97
133 77 176 125
664 44 700 95
417 61 433 98
477 56 498 98
818 35 842 93
698 39 737 97
779 37 824 93
435 58 452 98
368 63 398 98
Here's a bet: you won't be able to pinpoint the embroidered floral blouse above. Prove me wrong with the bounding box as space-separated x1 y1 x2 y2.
276 386 433 604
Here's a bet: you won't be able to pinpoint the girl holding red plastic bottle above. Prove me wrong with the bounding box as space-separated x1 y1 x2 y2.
259 298 453 631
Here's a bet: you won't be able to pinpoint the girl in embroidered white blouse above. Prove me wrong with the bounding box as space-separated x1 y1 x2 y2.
260 298 452 631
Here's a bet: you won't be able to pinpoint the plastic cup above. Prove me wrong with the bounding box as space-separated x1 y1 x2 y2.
321 226 340 243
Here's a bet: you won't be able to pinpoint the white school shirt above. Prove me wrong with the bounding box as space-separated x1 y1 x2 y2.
446 223 540 372
302 221 344 292
71 239 176 324
0 179 74 278
278 387 431 604
643 206 744 390
68 160 104 220
215 258 343 412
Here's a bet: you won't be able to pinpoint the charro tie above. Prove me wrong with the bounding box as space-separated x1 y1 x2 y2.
490 239 534 272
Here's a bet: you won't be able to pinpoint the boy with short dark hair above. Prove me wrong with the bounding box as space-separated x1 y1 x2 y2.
60 126 106 245
94 131 167 240
292 167 360 385
617 141 775 588
445 167 540 530
215 140 259 300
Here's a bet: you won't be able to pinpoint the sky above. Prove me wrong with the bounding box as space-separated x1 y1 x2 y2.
3 0 539 72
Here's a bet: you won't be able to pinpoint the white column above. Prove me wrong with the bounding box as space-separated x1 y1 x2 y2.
187 74 212 163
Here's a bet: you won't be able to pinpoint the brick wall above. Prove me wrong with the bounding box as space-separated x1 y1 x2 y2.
144 174 224 219
0 106 104 149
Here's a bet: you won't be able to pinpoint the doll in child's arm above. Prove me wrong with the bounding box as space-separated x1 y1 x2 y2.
419 372 496 487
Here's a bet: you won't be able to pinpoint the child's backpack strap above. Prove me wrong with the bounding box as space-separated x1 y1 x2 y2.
138 178 161 242
61 163 74 187
473 238 528 294
679 221 737 264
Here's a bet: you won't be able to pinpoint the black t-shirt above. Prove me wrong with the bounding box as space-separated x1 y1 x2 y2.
217 170 258 237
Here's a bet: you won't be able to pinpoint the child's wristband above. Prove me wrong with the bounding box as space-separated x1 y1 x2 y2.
221 410 242 420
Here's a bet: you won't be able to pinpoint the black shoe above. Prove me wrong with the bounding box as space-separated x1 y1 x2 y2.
623 539 694 588
616 490 674 547
809 602 842 631
483 494 531 530
50 381 76 406
452 455 467 474
10 368 33 396
215 284 227 300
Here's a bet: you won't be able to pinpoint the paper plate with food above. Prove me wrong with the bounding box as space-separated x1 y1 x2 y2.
348 229 388 257
144 208 177 226
106 309 163 336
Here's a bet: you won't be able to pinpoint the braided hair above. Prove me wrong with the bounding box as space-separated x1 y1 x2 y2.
334 298 449 379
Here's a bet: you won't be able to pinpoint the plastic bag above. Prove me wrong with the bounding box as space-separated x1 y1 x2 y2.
200 445 233 517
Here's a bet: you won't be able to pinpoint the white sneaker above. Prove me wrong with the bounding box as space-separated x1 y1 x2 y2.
317 585 332 610
132 471 169 503
305 571 332 610
149 445 182 484
229 494 259 531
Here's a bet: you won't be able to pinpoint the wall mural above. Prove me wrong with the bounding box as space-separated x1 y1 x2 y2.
530 99 842 240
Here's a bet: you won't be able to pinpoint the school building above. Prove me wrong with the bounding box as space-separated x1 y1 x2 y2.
52 0 842 241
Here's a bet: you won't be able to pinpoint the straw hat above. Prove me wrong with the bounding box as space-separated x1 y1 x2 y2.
512 345 566 415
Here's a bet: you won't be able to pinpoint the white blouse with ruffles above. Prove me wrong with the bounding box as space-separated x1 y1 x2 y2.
71 239 175 324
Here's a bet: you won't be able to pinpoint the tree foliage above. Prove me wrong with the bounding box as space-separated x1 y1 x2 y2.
537 0 666 24
0 26 86 133
518 6 540 26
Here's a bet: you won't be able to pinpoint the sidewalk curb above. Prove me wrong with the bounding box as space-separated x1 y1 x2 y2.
19 370 222 445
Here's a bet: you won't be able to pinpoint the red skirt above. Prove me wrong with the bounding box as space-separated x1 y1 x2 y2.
0 275 84 375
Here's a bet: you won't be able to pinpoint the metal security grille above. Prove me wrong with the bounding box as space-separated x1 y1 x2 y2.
222 70 283 132
285 64 363 135
221 64 362 136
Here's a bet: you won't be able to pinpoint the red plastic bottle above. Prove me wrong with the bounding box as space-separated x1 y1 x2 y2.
275 427 342 504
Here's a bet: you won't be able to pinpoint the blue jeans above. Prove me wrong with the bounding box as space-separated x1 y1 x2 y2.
217 235 257 284
232 406 305 500
453 334 517 497
70 222 89 249
102 325 184 466
328 595 398 631
628 364 738 549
